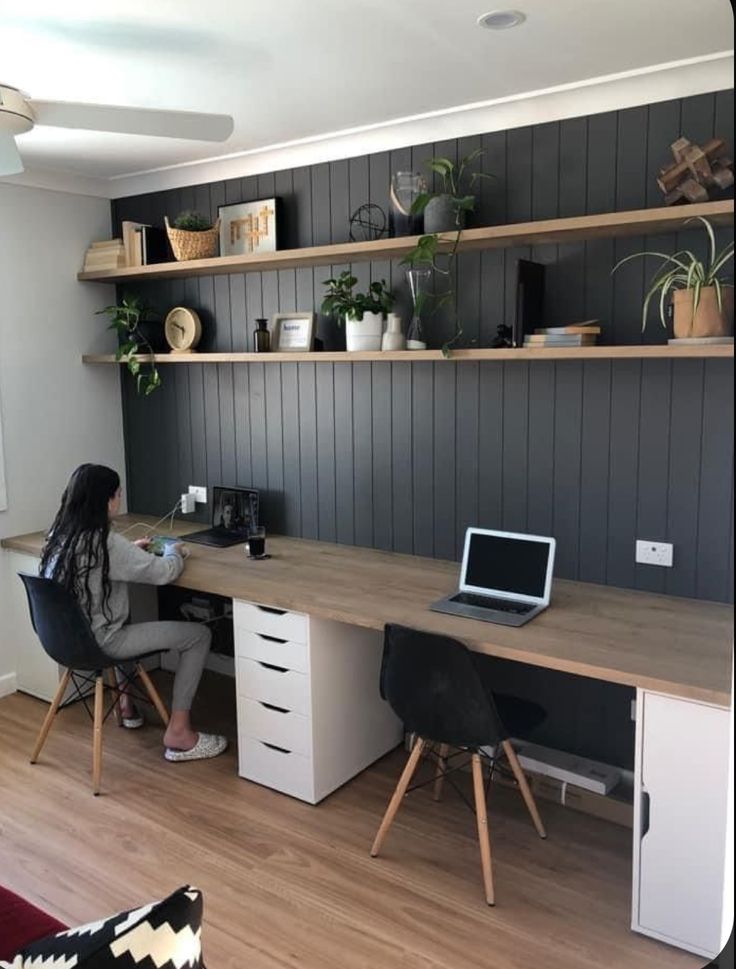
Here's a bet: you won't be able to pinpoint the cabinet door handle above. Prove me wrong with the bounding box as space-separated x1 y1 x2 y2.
257 605 287 616
262 741 291 755
258 661 289 673
640 790 651 838
257 633 287 644
259 701 289 714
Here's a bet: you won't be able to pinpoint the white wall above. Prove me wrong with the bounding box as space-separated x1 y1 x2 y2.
0 183 125 692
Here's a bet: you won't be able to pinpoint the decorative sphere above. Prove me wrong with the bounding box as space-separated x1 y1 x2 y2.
349 203 387 242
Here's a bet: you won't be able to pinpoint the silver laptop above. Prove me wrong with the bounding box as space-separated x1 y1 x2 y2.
431 528 556 627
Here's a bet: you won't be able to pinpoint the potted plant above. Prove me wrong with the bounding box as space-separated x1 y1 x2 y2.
164 210 220 261
411 148 491 233
612 216 734 338
321 271 395 351
97 294 162 395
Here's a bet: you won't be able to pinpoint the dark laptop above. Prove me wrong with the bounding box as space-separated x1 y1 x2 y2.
431 528 556 627
183 486 259 548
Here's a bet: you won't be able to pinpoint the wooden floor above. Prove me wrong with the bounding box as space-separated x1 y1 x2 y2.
0 673 703 969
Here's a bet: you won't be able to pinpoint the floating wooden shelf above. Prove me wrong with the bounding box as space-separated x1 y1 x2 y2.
77 200 734 283
82 345 735 365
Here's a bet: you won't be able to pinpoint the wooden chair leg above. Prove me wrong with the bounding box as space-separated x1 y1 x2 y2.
107 668 122 726
502 739 547 839
30 669 71 764
471 753 495 906
433 743 449 801
371 737 425 858
92 675 104 796
136 664 170 726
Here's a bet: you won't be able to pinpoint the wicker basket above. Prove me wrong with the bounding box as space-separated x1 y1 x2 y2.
165 217 220 261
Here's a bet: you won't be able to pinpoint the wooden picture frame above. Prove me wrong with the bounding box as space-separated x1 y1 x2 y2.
271 312 316 352
218 198 278 256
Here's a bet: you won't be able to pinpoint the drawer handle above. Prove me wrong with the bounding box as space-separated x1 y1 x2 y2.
257 633 287 644
640 790 651 838
256 605 287 616
258 661 289 673
260 701 290 714
262 741 291 755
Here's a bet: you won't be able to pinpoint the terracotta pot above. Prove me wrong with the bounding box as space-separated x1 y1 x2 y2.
672 286 734 339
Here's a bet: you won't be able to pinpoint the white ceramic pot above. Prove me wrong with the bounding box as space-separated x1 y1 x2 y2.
346 312 384 352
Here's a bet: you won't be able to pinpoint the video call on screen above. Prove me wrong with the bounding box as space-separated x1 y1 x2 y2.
465 535 549 596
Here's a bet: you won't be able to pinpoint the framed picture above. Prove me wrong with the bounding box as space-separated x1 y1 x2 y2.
271 312 316 352
218 198 278 256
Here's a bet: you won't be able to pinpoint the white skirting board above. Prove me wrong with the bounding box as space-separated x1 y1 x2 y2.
0 672 17 698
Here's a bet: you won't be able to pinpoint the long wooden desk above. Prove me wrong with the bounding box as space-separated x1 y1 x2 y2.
2 515 733 958
3 515 732 706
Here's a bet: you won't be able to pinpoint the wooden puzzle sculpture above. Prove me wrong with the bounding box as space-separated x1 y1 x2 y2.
657 137 734 205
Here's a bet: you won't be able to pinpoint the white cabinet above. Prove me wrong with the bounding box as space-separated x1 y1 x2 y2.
632 689 732 959
234 599 403 804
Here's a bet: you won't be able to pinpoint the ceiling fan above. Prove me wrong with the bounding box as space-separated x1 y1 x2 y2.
0 83 234 176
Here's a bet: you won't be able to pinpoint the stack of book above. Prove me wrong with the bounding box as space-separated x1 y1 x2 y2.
122 220 171 266
82 239 126 272
523 321 600 348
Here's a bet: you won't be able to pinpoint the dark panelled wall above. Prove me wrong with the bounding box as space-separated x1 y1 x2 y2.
113 92 734 768
114 90 734 601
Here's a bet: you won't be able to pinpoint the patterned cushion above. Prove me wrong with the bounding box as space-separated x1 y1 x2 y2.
0 885 203 969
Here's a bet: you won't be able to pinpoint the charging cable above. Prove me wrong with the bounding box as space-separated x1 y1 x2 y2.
118 498 182 539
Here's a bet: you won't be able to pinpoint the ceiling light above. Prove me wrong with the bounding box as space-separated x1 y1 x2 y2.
477 10 527 30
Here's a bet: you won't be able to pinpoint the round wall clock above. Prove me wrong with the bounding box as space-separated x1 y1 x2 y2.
164 307 202 353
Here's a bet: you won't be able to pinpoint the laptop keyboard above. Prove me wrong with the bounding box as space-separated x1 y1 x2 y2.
450 592 535 615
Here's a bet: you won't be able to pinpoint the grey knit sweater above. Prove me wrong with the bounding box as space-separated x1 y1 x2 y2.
66 531 184 645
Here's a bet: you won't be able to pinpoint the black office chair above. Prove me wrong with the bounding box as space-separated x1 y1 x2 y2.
19 574 170 795
371 623 547 906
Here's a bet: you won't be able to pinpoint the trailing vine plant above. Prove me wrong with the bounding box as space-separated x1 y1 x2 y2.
402 149 492 357
97 294 162 395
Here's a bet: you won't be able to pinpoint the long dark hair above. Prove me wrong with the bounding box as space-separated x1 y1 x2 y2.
40 464 120 620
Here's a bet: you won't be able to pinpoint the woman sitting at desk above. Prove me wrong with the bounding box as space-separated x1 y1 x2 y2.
40 464 227 763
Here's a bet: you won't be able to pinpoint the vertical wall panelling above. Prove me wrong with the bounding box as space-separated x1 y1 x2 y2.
696 360 735 602
635 360 672 593
114 93 733 605
527 362 556 538
391 362 413 554
578 360 612 584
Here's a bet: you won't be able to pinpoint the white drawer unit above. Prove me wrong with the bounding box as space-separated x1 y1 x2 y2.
232 600 307 644
239 737 314 803
236 657 311 716
235 629 308 673
238 697 312 757
234 599 403 805
632 689 732 959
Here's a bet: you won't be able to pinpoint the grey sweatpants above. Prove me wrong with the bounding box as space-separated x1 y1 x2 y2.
102 621 211 711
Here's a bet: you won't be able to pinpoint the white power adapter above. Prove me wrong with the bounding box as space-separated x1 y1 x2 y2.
180 492 196 514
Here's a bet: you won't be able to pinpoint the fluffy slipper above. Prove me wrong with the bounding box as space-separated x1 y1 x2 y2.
119 704 144 729
164 733 228 762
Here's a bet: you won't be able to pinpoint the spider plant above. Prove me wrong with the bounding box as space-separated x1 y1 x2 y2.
612 216 734 331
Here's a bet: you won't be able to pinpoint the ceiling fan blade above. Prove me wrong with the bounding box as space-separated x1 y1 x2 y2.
0 133 24 175
29 100 234 142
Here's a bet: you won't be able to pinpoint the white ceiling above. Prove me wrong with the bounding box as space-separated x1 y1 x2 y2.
1 0 734 180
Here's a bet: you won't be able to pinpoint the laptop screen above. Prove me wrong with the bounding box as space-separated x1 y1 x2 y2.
211 486 259 535
461 530 555 603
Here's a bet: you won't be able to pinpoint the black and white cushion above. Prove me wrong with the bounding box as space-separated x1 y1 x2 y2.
1 885 203 969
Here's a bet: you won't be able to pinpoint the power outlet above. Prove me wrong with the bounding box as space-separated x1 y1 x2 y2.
635 540 673 567
188 485 207 504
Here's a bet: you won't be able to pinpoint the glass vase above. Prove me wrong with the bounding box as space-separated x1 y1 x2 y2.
389 171 427 237
406 267 432 350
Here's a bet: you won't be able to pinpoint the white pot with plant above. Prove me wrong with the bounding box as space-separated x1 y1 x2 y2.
612 216 734 340
322 271 395 351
